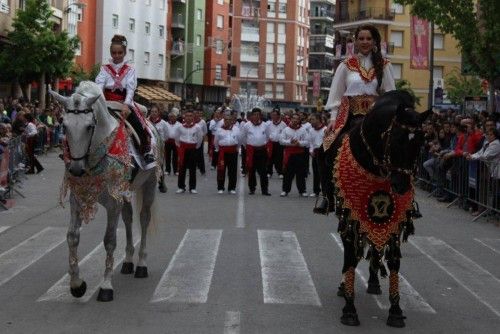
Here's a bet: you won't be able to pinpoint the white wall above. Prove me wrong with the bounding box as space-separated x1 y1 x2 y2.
96 0 167 81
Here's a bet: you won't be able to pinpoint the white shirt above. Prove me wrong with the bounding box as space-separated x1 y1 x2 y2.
214 126 241 150
470 138 500 178
280 126 309 147
95 60 137 106
175 123 203 148
196 119 208 136
266 120 287 142
25 122 38 137
242 121 269 147
166 121 181 140
309 126 326 153
325 53 396 120
209 119 223 134
152 119 169 142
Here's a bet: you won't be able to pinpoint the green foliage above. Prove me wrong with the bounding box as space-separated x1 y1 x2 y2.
0 0 79 85
396 79 421 105
70 63 101 86
395 0 500 82
444 69 483 104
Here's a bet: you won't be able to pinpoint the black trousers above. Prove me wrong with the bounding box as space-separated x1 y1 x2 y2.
211 150 219 168
248 148 269 193
312 152 322 195
241 146 247 173
178 148 197 190
282 153 307 193
217 152 238 191
126 110 150 152
196 145 205 174
165 141 178 173
26 136 43 172
267 141 283 176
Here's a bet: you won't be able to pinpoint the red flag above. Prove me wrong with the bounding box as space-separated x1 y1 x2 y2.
312 72 320 98
410 16 429 69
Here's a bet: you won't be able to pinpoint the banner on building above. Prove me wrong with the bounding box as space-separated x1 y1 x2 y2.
312 73 321 97
410 16 429 69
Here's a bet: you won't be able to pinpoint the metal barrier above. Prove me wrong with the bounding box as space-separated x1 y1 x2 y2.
416 148 499 222
0 136 26 210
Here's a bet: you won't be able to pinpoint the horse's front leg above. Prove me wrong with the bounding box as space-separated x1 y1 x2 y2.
96 196 121 302
367 248 382 295
340 234 360 326
120 199 135 275
386 236 406 327
134 175 156 279
68 193 87 298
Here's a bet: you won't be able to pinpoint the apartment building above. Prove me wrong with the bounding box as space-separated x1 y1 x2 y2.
230 0 310 109
332 0 462 111
70 0 96 72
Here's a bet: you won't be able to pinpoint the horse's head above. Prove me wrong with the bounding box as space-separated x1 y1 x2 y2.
364 90 432 194
49 82 102 176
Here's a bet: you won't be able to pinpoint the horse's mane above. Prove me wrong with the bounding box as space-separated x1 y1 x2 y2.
74 81 104 100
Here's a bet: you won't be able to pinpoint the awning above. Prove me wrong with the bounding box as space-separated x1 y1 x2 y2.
136 84 181 103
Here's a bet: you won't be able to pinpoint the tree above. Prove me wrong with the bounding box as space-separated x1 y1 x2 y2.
395 0 500 112
0 0 79 108
444 69 483 104
70 63 101 87
396 79 421 106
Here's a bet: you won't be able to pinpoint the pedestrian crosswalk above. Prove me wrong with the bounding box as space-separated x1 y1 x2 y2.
0 224 499 319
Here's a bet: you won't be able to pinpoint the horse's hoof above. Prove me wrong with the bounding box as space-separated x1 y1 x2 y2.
159 184 167 193
96 288 114 302
120 262 134 275
134 266 148 278
337 283 345 297
367 283 382 295
387 314 406 328
70 281 87 298
341 312 360 326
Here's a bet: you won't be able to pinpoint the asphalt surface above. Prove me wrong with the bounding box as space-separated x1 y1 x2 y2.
0 150 499 334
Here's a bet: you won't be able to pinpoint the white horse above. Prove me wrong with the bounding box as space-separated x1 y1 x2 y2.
50 81 162 302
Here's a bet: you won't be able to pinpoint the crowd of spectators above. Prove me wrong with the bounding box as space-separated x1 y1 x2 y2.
418 108 500 216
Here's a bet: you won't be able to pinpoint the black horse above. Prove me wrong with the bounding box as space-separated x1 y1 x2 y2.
331 90 432 327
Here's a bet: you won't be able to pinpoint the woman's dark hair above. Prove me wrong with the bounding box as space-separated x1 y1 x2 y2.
488 128 499 139
355 24 383 89
24 113 34 122
110 34 127 52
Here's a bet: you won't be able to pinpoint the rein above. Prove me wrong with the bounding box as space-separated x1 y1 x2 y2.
66 109 96 161
359 111 420 178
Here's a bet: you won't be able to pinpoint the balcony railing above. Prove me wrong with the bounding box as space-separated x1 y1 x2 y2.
337 7 396 23
309 55 335 71
309 44 334 54
241 5 260 18
310 8 335 20
308 76 333 88
171 42 185 56
172 14 185 28
172 0 186 3
310 26 335 35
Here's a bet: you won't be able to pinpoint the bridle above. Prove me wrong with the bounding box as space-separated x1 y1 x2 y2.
360 109 421 178
65 109 96 161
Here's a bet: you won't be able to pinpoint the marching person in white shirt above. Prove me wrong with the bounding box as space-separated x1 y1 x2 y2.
266 108 286 178
24 113 44 174
165 111 180 175
175 110 204 194
241 107 271 196
279 113 309 197
308 113 327 197
214 110 241 194
209 108 224 170
194 109 208 175
149 105 169 192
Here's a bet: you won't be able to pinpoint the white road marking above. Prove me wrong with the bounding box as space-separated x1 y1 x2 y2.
0 227 66 287
330 233 435 313
151 229 222 303
474 238 500 256
236 180 245 228
258 230 321 306
38 229 140 302
224 311 241 334
411 236 500 318
0 226 10 235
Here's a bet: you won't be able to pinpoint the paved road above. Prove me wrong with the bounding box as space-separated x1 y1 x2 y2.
1 151 500 334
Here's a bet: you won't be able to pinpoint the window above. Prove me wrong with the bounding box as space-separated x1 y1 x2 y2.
216 15 224 29
144 52 150 64
145 22 151 34
129 49 135 63
195 61 201 70
18 0 25 10
434 33 444 49
267 22 274 33
433 66 444 79
217 0 224 4
215 65 222 80
268 3 275 14
160 0 165 10
158 54 164 67
265 84 273 98
276 64 285 79
112 14 119 29
196 35 201 46
278 23 286 34
215 40 224 54
145 0 151 5
391 3 404 14
129 18 135 32
266 64 274 79
276 84 284 99
277 44 285 55
392 63 402 80
159 25 164 38
278 3 287 14
77 10 83 22
75 41 82 56
197 9 202 20
390 30 404 47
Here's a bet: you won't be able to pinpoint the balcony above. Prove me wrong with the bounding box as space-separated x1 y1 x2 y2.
172 14 185 29
241 5 260 19
309 54 335 71
171 42 185 56
310 26 335 36
308 76 333 88
172 0 186 3
310 8 335 21
241 26 259 42
309 44 334 54
240 52 259 62
337 7 395 24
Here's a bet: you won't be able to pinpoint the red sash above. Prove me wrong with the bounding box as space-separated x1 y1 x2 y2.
217 145 238 180
177 141 196 170
103 64 131 91
103 89 126 102
283 146 305 171
245 145 266 173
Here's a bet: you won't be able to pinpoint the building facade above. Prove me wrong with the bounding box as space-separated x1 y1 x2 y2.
71 0 96 72
229 0 310 109
95 0 168 81
332 0 462 111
